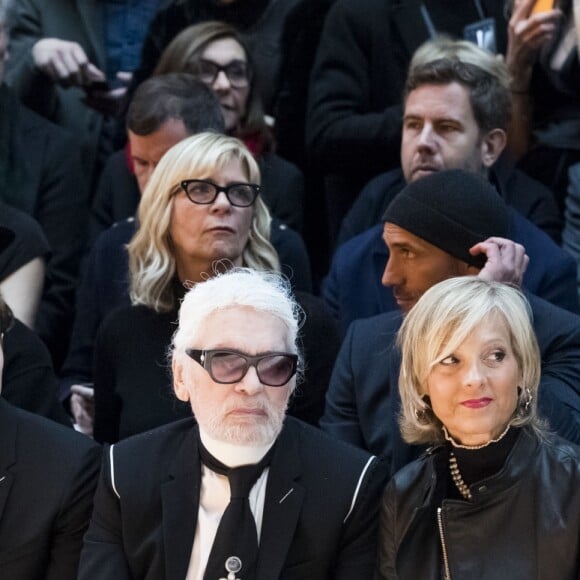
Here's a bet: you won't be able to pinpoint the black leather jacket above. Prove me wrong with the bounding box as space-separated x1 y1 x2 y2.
377 428 580 579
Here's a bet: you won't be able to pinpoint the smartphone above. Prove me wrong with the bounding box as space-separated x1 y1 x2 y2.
85 79 110 93
531 0 554 15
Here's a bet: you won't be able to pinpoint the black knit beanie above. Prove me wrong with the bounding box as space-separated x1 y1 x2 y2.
383 169 509 269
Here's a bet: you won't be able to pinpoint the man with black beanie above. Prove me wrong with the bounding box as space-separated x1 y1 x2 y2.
320 169 580 474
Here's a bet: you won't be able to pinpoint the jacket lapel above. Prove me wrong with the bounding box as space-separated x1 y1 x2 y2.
0 400 17 524
256 423 305 580
161 428 201 580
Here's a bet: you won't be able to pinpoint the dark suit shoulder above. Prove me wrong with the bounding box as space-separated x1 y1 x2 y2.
109 417 195 465
351 310 402 334
1 398 99 459
284 416 376 472
17 100 76 143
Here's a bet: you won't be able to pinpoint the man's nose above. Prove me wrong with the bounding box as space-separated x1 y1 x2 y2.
381 256 402 287
236 365 264 395
417 124 436 150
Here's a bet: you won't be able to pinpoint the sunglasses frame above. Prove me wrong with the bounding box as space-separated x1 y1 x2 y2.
185 348 298 387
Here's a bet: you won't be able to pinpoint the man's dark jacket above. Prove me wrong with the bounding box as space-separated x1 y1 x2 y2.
0 398 100 579
79 416 388 579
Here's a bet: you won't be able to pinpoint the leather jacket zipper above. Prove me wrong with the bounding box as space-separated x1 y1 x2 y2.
437 507 452 580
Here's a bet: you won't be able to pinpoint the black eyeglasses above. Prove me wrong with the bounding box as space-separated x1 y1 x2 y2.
186 349 298 387
194 59 251 88
180 180 260 207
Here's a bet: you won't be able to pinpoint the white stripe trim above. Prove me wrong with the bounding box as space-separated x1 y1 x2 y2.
343 456 375 524
109 445 120 499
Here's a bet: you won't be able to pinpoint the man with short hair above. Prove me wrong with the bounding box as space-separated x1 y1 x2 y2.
321 169 580 474
323 38 578 332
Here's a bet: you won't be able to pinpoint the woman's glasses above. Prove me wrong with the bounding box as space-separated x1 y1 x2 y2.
186 349 298 387
180 180 260 207
194 59 251 88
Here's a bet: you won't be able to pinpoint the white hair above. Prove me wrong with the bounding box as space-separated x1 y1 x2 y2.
172 268 303 377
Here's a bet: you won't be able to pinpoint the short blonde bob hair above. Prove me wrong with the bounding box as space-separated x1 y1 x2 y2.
398 277 543 445
172 267 304 390
128 132 280 312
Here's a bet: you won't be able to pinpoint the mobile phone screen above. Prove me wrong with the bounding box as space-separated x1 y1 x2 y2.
531 0 554 15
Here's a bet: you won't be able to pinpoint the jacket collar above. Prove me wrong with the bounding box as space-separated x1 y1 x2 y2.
423 427 539 504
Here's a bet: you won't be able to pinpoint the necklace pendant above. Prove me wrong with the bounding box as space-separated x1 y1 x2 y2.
219 556 242 580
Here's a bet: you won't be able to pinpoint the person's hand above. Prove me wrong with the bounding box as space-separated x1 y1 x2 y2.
506 0 563 89
31 38 105 88
82 71 132 116
470 237 529 287
70 384 95 438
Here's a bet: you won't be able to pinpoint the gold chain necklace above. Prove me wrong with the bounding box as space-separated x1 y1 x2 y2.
448 452 472 500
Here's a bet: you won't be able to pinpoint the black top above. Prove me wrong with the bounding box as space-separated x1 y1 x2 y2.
0 202 50 280
3 318 70 425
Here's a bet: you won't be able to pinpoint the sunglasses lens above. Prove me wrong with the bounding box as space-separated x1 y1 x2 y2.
210 352 247 383
256 355 295 386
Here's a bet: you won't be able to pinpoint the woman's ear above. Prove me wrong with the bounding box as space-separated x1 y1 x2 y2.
172 356 190 402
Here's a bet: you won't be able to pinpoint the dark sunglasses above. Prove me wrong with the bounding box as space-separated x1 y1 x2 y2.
180 179 260 207
185 348 298 387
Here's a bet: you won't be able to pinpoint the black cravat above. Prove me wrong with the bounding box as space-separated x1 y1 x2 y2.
200 442 274 580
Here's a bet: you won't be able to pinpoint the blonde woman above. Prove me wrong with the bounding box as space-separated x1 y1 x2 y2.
377 276 579 579
93 133 338 442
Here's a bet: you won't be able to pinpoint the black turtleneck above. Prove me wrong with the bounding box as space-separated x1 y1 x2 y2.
445 427 520 500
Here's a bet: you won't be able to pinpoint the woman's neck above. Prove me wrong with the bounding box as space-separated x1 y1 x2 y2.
174 256 241 285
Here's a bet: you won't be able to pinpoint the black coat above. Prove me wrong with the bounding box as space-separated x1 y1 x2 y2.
320 294 580 474
0 398 100 579
79 416 388 580
0 94 88 363
377 429 580 579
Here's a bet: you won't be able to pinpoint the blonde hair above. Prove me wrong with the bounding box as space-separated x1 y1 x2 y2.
128 132 280 312
398 277 544 445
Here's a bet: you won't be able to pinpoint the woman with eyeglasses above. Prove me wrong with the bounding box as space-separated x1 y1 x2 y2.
154 20 305 232
92 132 339 443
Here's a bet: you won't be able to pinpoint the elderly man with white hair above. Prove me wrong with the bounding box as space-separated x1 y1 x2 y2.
79 268 387 580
